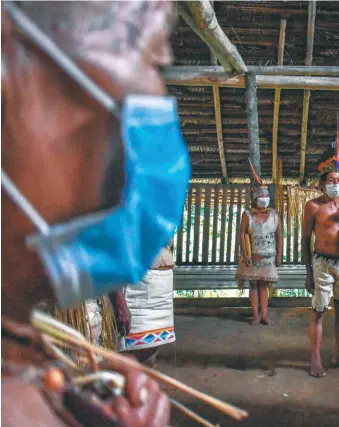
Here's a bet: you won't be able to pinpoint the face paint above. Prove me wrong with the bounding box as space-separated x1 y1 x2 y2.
325 183 339 198
256 197 270 209
2 4 191 309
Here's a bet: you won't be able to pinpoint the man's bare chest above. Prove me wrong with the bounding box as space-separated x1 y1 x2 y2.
315 206 339 233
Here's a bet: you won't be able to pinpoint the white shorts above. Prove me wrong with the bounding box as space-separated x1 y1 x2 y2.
312 254 339 312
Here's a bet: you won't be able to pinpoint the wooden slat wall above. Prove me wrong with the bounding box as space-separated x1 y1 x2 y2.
219 187 228 264
234 187 243 264
211 187 220 264
225 187 234 264
293 213 300 264
286 195 292 264
185 187 193 263
176 218 184 266
174 183 308 266
202 187 211 263
192 187 202 263
176 184 251 265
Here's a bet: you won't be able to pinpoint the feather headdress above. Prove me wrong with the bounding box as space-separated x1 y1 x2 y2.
317 113 339 175
249 158 269 200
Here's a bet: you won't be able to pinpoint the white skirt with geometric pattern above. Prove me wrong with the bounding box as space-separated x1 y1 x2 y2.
119 269 175 351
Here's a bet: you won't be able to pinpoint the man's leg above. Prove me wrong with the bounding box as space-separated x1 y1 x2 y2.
249 281 260 325
333 299 339 365
128 347 159 368
259 281 273 325
310 310 326 377
309 256 332 377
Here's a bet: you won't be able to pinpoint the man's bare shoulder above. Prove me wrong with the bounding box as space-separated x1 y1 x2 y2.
305 195 325 212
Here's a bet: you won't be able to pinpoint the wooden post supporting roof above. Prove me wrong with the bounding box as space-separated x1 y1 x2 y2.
207 1 228 182
177 1 247 74
245 71 261 176
300 1 317 184
213 86 228 183
272 20 286 184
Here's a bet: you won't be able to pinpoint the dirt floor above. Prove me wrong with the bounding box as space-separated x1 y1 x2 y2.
157 309 339 427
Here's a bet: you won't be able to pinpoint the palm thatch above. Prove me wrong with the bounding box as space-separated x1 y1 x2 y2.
169 1 339 179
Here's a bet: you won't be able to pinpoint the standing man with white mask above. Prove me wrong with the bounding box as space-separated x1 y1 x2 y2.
236 160 283 325
302 135 339 378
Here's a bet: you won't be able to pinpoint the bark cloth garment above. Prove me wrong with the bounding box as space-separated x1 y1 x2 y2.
85 299 103 346
1 316 121 427
39 296 117 351
236 209 279 286
312 252 339 313
83 297 118 349
119 246 175 351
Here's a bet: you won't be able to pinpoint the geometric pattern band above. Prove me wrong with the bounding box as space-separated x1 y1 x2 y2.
125 326 175 349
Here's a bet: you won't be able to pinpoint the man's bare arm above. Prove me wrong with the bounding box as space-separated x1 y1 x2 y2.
301 201 316 274
108 290 131 336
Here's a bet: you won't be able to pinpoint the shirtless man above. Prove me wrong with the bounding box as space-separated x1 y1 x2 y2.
302 146 339 377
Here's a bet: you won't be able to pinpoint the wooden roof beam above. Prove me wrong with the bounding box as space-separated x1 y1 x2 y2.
177 1 247 74
300 1 317 184
213 86 229 183
166 73 339 90
164 65 339 79
272 19 286 184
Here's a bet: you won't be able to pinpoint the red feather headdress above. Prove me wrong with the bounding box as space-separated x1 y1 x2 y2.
249 159 269 200
318 113 339 175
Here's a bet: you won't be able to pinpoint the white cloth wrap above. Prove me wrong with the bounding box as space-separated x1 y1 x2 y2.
119 269 175 351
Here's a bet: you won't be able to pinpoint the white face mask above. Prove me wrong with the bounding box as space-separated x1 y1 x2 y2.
256 197 270 208
326 183 339 198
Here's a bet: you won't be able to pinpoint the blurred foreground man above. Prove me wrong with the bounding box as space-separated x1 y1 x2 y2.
2 1 190 426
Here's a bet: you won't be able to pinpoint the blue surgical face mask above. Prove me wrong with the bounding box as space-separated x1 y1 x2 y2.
256 197 270 209
326 183 339 198
22 96 190 308
1 4 191 309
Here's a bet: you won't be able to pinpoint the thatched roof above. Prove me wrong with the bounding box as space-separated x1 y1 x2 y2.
167 1 339 179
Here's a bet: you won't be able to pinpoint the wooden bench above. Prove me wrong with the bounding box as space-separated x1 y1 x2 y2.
174 265 306 290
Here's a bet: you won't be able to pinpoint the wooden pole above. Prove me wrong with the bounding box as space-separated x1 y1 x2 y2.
272 20 286 184
300 1 317 184
207 1 228 182
271 21 285 294
164 65 339 79
166 73 339 90
213 86 228 183
306 1 317 65
300 91 311 183
277 20 287 67
245 71 261 176
271 156 284 298
272 88 281 182
209 0 218 66
177 1 247 74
